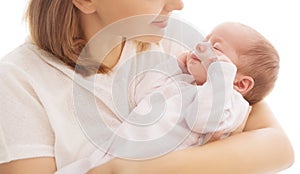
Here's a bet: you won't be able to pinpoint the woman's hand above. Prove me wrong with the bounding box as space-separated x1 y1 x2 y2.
0 158 56 174
87 158 142 174
87 161 114 174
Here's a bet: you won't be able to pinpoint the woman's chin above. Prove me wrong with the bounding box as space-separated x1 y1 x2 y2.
133 35 164 43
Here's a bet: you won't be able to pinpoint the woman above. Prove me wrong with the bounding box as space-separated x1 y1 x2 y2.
0 0 294 173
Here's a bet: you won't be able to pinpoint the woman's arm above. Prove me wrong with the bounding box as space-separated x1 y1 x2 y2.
91 101 294 174
0 158 56 174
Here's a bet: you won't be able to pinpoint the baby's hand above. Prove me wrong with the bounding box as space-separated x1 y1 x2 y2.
177 52 190 73
177 52 189 67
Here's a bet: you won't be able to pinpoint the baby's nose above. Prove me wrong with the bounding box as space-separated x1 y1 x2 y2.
193 42 217 68
195 42 216 58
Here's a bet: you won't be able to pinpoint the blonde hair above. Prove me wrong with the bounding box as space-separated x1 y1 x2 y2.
237 26 280 105
26 0 150 76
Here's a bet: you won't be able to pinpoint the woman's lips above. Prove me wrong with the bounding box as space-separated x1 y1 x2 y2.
151 19 168 28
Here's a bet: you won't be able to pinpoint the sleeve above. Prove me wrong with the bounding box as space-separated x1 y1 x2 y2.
184 62 250 134
0 63 54 164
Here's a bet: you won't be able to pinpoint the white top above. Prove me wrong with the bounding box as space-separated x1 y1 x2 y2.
55 49 250 174
0 40 169 169
0 38 250 174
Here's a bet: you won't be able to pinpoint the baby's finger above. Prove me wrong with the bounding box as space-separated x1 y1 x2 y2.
207 131 224 143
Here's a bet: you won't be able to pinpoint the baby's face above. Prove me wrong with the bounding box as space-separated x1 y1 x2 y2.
206 22 252 64
187 22 253 85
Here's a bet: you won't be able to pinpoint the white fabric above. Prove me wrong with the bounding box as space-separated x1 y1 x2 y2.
112 61 250 151
0 38 250 174
0 40 155 169
134 60 249 134
55 43 251 174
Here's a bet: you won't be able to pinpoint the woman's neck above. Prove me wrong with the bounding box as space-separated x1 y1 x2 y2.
84 33 125 69
80 12 125 69
102 39 125 69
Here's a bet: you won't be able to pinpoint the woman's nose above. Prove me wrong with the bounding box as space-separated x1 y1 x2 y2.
164 0 184 12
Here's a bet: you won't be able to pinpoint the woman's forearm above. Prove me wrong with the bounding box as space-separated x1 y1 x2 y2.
90 101 294 174
112 128 293 174
110 101 294 174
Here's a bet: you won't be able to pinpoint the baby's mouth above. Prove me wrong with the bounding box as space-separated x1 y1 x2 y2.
188 53 201 64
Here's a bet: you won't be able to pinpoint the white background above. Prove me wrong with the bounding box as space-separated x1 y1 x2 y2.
0 0 298 173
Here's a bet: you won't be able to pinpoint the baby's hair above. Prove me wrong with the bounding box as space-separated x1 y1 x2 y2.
236 23 280 105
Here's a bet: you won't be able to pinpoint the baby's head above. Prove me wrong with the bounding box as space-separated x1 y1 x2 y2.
188 22 280 105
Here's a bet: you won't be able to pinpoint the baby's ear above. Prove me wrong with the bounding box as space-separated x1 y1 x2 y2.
233 75 254 95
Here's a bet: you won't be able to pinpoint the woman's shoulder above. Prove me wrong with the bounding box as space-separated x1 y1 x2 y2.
0 42 75 99
2 41 56 66
1 42 41 63
0 41 73 79
0 43 39 79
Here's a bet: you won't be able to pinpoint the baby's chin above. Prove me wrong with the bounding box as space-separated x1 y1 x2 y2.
195 79 205 85
193 75 207 85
